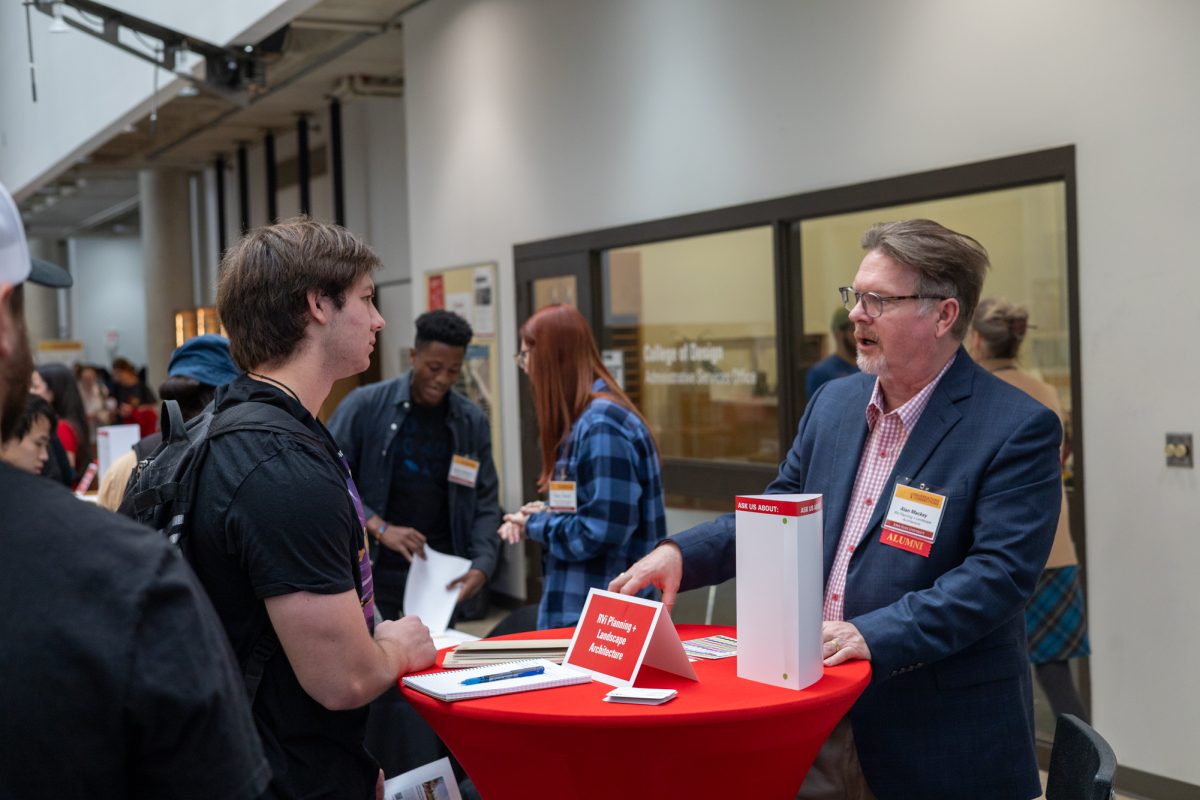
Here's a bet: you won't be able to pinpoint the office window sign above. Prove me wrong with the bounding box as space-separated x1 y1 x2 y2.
600 226 778 466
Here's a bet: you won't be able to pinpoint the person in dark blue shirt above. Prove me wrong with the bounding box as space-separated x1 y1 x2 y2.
805 307 859 400
329 310 501 622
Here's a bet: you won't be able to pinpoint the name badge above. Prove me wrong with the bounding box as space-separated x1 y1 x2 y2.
447 454 481 487
879 484 946 557
548 481 578 512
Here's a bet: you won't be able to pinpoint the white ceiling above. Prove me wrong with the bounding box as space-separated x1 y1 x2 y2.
20 0 419 238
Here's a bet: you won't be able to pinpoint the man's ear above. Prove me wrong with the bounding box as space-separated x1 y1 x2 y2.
307 290 329 325
934 297 960 339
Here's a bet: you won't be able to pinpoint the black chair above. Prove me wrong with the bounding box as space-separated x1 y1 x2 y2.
1045 714 1118 800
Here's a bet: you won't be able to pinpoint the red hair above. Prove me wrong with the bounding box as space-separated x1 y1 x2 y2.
520 304 653 491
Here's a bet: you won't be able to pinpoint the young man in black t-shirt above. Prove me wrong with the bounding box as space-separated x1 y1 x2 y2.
0 181 269 800
195 218 437 800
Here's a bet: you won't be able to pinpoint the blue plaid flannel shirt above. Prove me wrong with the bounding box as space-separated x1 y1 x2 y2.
525 383 666 628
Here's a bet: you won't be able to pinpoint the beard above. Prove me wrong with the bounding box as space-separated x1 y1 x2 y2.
856 350 885 376
1 288 34 442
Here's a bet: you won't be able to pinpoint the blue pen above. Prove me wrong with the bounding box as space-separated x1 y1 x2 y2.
461 665 546 685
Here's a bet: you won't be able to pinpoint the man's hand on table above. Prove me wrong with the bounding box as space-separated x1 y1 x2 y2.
607 542 683 613
821 620 871 666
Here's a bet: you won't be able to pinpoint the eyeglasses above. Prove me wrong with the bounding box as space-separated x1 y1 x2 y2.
514 347 532 369
838 286 949 319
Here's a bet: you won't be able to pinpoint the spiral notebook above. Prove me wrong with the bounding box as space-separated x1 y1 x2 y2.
402 659 591 702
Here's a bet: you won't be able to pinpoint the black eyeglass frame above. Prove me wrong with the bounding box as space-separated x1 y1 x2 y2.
838 286 950 318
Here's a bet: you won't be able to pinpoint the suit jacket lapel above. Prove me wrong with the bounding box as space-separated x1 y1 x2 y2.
862 348 974 537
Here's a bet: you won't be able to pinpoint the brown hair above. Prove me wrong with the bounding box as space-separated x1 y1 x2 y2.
520 304 652 491
971 297 1030 360
861 219 990 339
216 217 381 370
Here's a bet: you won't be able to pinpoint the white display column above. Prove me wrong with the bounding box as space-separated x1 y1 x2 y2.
139 168 195 390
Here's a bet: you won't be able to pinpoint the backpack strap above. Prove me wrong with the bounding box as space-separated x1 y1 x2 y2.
242 628 280 707
159 399 189 446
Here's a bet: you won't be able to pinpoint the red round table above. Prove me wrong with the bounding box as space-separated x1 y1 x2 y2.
399 624 870 800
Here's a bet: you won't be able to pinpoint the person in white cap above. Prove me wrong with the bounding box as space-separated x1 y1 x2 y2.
0 181 272 800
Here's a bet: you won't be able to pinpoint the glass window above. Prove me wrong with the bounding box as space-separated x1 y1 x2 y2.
799 181 1071 416
599 226 778 466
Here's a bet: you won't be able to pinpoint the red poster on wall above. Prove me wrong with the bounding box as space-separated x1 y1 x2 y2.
564 589 697 687
428 275 445 310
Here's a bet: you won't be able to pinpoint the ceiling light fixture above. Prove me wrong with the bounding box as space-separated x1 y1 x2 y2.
47 2 69 33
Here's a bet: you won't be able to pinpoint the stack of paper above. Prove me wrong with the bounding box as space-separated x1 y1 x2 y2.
683 634 738 660
603 687 677 705
442 638 573 668
403 659 590 702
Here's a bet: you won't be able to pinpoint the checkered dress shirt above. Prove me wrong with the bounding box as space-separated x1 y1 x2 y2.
823 355 957 621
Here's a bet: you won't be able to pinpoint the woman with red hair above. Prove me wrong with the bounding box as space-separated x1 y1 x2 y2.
500 304 666 628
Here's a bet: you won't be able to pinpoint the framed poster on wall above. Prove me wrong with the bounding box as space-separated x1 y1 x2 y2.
425 263 503 498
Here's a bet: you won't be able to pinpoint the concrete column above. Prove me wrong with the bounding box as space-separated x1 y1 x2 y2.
23 238 66 349
139 168 195 390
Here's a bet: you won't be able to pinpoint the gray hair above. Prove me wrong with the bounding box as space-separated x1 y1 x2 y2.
861 219 990 339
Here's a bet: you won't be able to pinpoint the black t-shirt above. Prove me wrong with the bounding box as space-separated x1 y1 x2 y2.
379 400 453 580
190 377 378 800
0 462 269 799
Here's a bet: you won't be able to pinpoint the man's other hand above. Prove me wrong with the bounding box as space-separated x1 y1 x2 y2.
606 542 683 613
380 525 427 562
821 620 872 666
376 615 436 674
448 568 487 602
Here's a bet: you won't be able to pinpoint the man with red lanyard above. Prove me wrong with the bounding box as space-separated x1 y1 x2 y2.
612 219 1062 800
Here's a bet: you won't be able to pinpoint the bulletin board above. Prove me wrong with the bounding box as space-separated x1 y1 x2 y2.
425 263 503 496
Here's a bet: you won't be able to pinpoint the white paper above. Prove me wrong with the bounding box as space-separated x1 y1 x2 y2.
96 424 141 481
403 547 473 635
382 756 462 800
433 628 479 652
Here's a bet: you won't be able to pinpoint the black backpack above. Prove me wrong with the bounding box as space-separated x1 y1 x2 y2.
118 397 329 702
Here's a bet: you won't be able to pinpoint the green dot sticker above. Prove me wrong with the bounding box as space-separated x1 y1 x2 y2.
782 518 789 525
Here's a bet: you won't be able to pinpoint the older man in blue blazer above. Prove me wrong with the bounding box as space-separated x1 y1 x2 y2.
611 219 1062 800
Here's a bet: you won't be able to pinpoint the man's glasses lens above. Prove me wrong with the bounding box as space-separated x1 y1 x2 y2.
840 287 881 317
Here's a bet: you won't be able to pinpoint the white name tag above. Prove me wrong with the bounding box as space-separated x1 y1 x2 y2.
447 455 481 487
548 480 578 512
880 484 946 558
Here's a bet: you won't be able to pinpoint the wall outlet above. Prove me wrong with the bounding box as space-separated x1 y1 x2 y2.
1165 433 1193 468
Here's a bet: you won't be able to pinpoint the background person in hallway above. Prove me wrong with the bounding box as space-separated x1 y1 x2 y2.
500 304 666 628
969 296 1090 723
805 306 859 399
28 366 73 485
96 334 242 512
611 220 1062 800
0 181 270 800
190 217 436 800
36 361 92 472
0 393 54 473
329 309 501 623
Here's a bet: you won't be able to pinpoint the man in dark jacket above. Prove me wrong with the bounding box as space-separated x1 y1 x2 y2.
0 180 270 800
329 309 502 622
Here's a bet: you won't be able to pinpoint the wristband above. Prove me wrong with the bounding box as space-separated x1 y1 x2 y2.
375 522 389 540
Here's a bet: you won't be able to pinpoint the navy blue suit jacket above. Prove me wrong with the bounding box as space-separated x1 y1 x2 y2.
674 349 1061 799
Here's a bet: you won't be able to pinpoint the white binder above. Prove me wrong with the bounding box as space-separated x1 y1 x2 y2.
735 493 824 690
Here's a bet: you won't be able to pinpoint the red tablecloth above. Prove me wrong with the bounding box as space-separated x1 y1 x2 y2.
400 624 871 800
